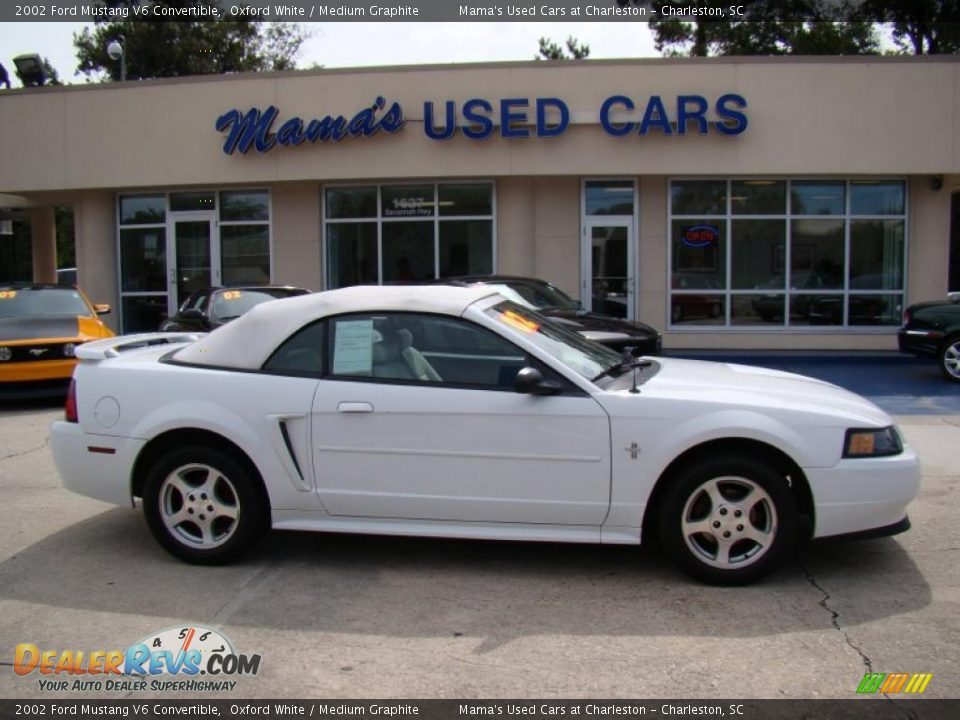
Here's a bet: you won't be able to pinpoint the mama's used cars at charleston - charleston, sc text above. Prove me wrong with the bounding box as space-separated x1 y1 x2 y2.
51 286 919 584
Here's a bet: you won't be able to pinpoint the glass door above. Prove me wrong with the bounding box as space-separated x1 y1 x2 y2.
583 221 634 320
169 213 218 315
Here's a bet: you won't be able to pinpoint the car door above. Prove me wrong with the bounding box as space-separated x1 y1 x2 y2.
310 312 611 526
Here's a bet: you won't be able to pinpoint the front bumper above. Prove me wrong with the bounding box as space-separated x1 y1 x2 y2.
50 421 146 507
806 445 921 539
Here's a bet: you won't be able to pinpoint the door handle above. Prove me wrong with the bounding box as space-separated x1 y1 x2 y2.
338 402 374 413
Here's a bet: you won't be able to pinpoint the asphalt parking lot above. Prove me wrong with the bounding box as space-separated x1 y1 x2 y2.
0 356 957 700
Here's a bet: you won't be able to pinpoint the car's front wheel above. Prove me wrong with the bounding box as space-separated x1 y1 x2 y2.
938 335 960 383
658 455 797 585
143 446 266 564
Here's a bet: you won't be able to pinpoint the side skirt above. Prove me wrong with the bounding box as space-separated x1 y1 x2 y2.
271 510 641 545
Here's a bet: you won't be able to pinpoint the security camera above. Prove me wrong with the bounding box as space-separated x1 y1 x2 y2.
930 175 944 192
107 40 123 61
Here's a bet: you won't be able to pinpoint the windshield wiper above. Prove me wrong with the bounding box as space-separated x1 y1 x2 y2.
591 349 653 385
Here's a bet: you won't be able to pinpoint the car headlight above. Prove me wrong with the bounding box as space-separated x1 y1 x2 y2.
0 347 11 362
843 426 903 458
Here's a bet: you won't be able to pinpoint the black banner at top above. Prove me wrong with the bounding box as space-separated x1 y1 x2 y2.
0 1 939 24
1 700 960 720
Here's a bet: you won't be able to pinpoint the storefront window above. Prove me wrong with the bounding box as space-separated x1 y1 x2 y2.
220 191 270 221
731 180 786 215
324 182 495 289
119 195 165 225
670 179 907 328
585 181 634 215
790 182 845 216
221 225 270 285
118 190 272 332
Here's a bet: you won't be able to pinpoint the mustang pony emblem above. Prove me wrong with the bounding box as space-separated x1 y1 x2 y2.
29 348 48 357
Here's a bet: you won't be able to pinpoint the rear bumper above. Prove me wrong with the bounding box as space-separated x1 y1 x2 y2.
50 421 145 506
806 446 921 539
897 329 940 358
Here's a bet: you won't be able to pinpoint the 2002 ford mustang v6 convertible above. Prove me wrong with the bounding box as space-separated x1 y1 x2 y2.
51 286 920 584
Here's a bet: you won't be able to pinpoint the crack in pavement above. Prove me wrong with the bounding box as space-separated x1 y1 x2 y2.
801 566 921 720
801 564 873 672
0 442 47 462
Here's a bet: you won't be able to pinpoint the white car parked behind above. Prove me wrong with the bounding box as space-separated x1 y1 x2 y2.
51 286 920 584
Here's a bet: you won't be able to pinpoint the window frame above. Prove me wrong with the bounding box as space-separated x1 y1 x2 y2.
667 177 909 332
322 181 497 288
318 311 578 394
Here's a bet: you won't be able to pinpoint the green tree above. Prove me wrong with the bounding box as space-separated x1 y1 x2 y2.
74 1 308 81
537 36 591 60
861 0 960 54
617 1 878 56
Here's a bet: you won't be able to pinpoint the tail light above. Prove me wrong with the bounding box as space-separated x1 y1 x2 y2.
65 378 78 423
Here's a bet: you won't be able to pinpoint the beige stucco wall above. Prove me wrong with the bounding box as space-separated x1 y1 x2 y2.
271 182 322 290
3 58 956 349
73 190 119 332
1 57 959 195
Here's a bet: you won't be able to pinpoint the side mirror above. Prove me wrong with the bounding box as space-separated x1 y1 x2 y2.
180 309 205 321
94 304 111 315
514 366 563 396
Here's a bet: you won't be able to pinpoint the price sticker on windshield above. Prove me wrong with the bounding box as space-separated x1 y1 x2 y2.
0 291 17 300
221 291 243 300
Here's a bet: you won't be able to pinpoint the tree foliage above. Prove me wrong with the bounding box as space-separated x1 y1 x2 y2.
618 1 880 56
73 1 308 81
537 36 591 60
861 0 960 54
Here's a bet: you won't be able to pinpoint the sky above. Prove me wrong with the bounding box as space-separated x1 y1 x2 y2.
0 22 658 83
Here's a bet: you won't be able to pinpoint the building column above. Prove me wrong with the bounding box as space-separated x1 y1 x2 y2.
30 206 57 284
74 191 119 332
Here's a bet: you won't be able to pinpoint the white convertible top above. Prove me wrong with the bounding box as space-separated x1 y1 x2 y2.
172 284 501 370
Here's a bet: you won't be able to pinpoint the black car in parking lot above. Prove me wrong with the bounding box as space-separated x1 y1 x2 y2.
433 275 662 356
160 286 310 332
899 293 960 382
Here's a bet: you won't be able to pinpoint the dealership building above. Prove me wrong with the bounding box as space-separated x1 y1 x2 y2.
0 55 957 350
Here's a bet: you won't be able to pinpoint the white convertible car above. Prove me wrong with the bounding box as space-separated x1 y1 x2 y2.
51 286 920 584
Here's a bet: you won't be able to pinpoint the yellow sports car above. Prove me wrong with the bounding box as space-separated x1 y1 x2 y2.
0 283 115 397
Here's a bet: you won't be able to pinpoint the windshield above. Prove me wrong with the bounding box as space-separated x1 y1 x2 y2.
211 288 305 320
500 281 580 311
0 288 92 318
485 301 621 382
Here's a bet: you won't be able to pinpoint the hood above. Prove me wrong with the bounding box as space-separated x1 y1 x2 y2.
0 315 89 342
644 357 891 427
540 308 658 337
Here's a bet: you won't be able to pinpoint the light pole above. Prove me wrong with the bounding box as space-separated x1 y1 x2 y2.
106 37 126 82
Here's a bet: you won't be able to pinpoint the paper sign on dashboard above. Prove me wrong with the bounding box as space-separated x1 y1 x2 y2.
333 319 374 375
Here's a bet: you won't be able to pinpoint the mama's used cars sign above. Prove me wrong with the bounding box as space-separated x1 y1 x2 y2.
215 93 748 155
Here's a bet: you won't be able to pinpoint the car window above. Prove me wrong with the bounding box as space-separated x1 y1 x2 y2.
485 301 622 381
211 289 287 321
0 288 92 318
328 313 529 390
263 321 325 376
503 282 580 310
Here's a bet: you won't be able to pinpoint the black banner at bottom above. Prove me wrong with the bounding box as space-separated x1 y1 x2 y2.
0 700 958 720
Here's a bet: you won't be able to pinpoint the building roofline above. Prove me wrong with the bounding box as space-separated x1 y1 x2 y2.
0 54 957 96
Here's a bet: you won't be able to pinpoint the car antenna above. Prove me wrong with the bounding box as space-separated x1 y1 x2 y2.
623 348 641 394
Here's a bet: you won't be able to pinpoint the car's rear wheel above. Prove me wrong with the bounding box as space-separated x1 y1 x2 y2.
658 455 797 585
938 335 960 383
143 446 266 564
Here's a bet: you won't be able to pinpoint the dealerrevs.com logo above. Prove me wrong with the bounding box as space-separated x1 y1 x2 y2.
14 625 261 693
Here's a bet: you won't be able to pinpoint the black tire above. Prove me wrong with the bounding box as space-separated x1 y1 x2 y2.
938 335 960 383
658 455 797 585
143 445 267 564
